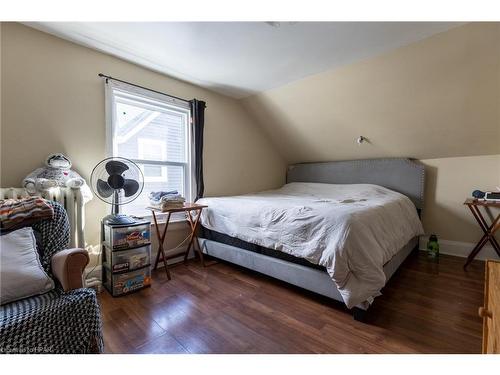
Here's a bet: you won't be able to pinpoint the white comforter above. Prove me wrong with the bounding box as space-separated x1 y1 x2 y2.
198 183 423 308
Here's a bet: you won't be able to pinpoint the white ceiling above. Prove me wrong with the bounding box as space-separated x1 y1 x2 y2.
26 22 463 98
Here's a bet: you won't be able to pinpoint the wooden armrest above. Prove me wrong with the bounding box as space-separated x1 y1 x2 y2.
51 248 89 291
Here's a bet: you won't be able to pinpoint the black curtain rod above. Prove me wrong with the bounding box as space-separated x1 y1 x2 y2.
98 73 191 104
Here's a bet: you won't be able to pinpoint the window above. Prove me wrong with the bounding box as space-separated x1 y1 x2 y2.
106 80 193 217
137 138 167 182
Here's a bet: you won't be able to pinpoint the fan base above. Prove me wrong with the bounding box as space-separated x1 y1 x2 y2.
103 214 138 226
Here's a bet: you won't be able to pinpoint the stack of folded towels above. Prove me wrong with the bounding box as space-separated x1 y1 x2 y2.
148 190 186 211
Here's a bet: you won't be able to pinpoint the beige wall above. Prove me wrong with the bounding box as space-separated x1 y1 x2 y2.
1 22 499 251
0 22 286 253
421 155 499 242
0 23 2 154
242 23 500 163
242 22 500 244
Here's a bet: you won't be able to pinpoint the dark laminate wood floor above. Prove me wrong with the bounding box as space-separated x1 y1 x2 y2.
99 251 485 354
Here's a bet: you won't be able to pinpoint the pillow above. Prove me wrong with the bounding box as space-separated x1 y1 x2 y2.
0 227 45 259
0 227 55 305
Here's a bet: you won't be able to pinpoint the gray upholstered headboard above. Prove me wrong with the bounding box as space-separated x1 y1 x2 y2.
286 158 425 209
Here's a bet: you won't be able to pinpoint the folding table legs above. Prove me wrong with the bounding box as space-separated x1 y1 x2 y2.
152 211 172 280
183 208 205 267
464 204 500 270
151 207 206 281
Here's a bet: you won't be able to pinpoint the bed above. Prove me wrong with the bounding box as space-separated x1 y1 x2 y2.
197 158 425 320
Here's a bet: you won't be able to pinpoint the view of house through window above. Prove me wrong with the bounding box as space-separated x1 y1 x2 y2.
107 83 192 217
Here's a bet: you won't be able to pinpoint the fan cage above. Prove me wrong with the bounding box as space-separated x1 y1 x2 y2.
90 157 144 206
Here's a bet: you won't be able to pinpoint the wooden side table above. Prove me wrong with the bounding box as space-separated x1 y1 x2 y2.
148 203 208 280
463 198 500 270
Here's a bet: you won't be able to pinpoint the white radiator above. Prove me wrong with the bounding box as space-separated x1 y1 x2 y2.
0 187 85 249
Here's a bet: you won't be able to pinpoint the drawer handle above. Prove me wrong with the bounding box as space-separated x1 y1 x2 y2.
479 307 493 318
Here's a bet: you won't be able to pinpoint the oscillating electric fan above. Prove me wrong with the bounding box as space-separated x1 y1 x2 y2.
90 157 144 225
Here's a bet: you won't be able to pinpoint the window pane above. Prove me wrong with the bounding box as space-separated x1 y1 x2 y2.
114 100 186 163
143 165 162 177
121 164 185 217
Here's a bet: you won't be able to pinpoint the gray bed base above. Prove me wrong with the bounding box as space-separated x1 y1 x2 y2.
199 237 418 310
199 158 425 321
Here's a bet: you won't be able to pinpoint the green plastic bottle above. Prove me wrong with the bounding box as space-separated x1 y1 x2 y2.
427 234 439 258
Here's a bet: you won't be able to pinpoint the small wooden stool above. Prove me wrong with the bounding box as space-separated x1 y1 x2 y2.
148 203 208 279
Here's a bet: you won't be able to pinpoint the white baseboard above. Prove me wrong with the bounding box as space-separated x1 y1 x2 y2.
86 238 498 276
419 235 498 260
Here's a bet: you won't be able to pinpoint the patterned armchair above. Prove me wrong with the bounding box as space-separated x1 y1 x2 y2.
0 201 103 354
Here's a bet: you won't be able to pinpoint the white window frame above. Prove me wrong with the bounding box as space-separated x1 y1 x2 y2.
105 79 194 219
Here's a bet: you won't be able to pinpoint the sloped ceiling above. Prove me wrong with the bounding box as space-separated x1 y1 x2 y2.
23 21 500 164
26 22 461 98
241 23 500 163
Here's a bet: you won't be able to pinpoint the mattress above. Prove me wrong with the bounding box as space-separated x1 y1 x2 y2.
197 182 423 308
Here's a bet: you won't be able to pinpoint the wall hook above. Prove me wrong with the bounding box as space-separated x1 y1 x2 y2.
356 136 367 145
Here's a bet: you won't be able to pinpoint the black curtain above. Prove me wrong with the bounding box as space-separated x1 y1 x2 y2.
190 99 206 201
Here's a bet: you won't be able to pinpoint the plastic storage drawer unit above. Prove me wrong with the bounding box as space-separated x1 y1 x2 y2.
101 219 152 297
104 267 151 296
103 222 150 250
104 245 151 273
